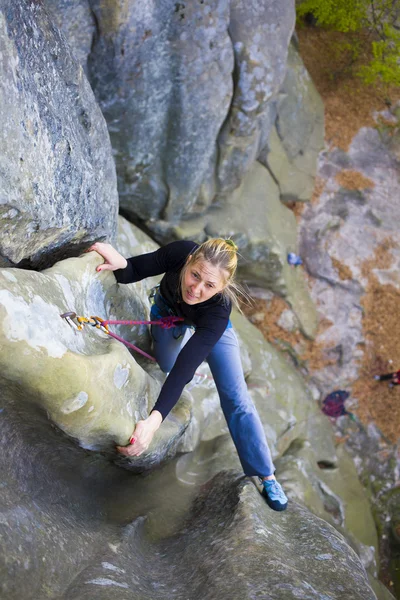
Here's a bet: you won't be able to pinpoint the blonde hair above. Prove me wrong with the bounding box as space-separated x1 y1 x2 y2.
181 238 247 311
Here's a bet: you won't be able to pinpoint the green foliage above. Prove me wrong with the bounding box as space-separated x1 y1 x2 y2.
359 25 400 85
297 0 366 31
297 0 400 86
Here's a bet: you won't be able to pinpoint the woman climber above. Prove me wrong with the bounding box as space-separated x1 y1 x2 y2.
90 238 288 512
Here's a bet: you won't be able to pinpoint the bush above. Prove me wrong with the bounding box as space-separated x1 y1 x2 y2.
296 0 400 85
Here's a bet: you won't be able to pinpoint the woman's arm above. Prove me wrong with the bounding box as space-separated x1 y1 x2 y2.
151 312 228 420
91 240 198 285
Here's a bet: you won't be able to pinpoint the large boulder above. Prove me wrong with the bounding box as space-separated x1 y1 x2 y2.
44 0 297 223
0 0 118 269
62 474 381 600
0 414 384 600
0 220 189 469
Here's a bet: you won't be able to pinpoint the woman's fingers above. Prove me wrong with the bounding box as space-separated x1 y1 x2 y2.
116 443 145 457
87 242 105 253
96 263 114 272
116 418 158 457
87 242 127 271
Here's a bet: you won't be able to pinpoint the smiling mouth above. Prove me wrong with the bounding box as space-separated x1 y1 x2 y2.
186 290 198 300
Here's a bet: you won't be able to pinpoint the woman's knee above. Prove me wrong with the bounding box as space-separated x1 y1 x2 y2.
219 385 254 413
153 351 176 373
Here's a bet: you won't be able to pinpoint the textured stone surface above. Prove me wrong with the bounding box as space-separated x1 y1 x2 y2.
216 0 296 194
47 0 297 223
43 1 324 223
0 220 189 468
279 439 379 570
260 42 325 203
85 0 234 222
67 472 379 600
44 0 95 70
0 0 118 269
0 435 381 600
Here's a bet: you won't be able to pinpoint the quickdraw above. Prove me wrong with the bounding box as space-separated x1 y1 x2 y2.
60 310 260 396
60 311 184 361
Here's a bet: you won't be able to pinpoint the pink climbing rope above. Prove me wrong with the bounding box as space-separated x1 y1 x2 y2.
96 316 184 362
60 312 184 359
101 316 184 330
60 312 258 388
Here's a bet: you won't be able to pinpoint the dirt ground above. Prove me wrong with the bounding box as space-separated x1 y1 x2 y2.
353 241 400 442
244 25 400 443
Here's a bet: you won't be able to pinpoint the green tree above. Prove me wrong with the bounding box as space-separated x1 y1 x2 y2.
297 0 400 85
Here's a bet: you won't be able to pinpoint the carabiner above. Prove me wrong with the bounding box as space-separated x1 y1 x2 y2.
90 316 109 333
76 316 92 331
60 311 79 330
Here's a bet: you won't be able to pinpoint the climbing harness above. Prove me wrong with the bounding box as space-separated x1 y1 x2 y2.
60 311 184 362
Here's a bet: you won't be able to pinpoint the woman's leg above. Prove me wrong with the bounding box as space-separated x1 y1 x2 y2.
206 327 275 478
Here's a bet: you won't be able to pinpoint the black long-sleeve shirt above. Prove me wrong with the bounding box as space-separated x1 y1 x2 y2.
114 241 231 419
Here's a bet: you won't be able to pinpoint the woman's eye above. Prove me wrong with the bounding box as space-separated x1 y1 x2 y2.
192 272 199 279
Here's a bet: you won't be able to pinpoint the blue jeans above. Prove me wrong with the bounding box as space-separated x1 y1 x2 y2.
150 297 275 478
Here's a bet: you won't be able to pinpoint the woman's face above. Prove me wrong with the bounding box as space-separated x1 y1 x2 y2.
181 258 227 305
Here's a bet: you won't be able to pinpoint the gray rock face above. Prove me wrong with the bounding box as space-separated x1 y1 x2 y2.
46 0 297 224
44 0 96 70
0 384 124 599
0 225 190 470
217 0 296 194
260 42 325 203
42 1 324 225
0 406 380 600
63 474 379 600
0 0 118 269
86 0 235 222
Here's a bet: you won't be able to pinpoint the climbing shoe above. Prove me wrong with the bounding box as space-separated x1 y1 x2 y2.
261 479 288 512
